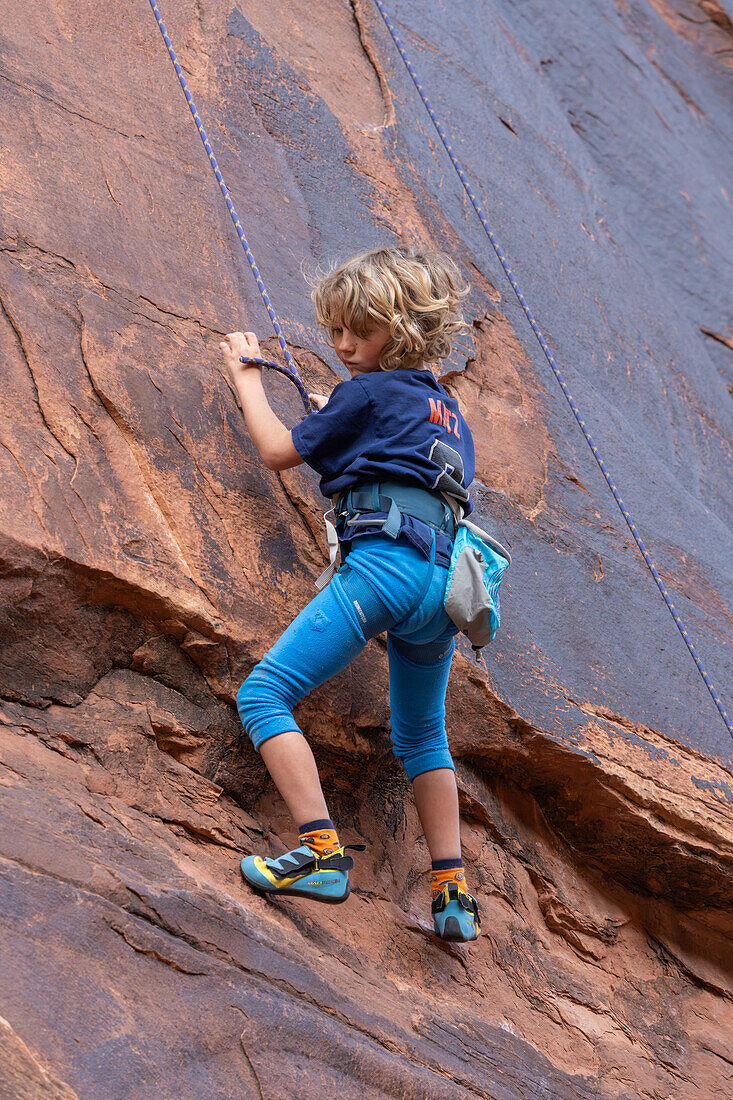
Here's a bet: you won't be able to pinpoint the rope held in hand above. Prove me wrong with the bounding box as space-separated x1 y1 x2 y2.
372 0 731 738
147 0 312 415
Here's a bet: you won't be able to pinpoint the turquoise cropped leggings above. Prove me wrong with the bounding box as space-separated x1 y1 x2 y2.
237 533 458 782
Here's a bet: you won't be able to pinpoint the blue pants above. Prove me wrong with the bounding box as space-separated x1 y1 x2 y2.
237 533 459 782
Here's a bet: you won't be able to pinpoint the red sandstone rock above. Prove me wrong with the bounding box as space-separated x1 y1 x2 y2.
1 1 732 1098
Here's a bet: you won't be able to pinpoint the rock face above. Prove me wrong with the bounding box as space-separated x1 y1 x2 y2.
1 1 732 1097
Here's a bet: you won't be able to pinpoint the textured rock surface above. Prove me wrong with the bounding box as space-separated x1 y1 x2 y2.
1 1 732 1097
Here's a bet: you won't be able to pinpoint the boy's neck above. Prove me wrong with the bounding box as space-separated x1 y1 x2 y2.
348 361 426 377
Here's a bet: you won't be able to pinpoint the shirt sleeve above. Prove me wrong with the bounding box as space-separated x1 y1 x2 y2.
291 378 372 472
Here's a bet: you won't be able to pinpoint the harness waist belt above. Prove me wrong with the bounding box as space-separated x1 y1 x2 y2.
335 480 456 538
314 480 457 591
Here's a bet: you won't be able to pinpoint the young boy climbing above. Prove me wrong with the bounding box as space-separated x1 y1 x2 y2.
219 246 481 942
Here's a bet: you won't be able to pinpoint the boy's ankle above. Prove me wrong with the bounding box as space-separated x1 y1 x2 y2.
430 857 467 899
298 817 340 857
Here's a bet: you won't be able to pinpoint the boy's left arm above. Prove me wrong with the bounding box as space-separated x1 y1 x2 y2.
219 331 308 471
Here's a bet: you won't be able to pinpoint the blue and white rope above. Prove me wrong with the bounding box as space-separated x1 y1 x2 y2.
373 0 731 737
148 0 312 415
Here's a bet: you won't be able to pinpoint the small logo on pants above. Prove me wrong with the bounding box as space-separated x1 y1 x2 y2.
309 610 330 631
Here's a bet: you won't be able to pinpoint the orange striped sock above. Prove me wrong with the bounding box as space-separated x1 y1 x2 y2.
430 859 467 900
298 817 340 857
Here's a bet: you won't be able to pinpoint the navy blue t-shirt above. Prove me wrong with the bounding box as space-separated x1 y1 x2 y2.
291 367 475 563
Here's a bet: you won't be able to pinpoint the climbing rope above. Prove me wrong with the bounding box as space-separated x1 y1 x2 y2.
147 0 312 415
373 0 732 738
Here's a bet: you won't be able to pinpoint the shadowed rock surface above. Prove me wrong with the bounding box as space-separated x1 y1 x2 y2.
1 1 732 1097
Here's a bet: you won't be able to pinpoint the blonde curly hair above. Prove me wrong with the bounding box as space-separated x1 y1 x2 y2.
310 246 469 371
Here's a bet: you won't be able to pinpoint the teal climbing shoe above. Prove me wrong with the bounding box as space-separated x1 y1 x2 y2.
432 883 481 942
240 841 365 904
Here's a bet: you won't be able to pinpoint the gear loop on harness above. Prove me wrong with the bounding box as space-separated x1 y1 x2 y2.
372 0 731 739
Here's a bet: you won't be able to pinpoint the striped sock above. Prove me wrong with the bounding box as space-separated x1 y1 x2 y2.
298 817 340 857
430 857 467 899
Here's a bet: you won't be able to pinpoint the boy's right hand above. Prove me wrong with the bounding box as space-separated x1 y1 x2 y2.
308 392 329 410
219 331 262 386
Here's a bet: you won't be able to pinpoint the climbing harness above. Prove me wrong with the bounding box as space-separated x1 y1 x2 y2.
372 0 732 739
147 0 312 415
315 480 456 589
318 480 511 654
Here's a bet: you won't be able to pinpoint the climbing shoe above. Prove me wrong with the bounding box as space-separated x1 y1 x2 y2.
240 841 366 904
432 883 481 942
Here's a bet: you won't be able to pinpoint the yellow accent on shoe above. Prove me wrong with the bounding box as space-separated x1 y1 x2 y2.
432 882 481 941
252 855 305 889
253 848 347 889
441 882 479 933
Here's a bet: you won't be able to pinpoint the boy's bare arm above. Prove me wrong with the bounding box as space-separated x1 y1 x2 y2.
219 330 310 471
